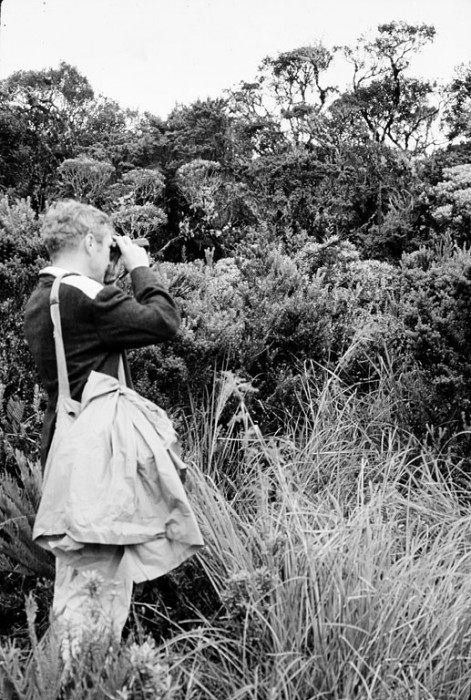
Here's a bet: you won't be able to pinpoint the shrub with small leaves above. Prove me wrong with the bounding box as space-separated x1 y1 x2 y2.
112 203 167 244
120 168 166 205
56 155 115 205
429 163 471 244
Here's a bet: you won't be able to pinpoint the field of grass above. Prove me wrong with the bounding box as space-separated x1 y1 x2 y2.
2 361 471 699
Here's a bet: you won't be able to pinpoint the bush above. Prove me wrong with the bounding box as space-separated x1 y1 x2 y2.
0 197 47 410
393 242 471 442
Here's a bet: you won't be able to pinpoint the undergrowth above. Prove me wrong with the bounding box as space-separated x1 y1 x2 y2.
2 356 471 699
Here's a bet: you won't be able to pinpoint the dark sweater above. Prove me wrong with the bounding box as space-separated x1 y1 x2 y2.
24 265 180 466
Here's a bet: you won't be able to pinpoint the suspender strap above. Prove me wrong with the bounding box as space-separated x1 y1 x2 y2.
50 274 71 400
118 356 127 385
49 273 126 399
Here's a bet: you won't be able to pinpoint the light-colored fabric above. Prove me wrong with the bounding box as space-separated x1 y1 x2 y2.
33 371 204 583
61 274 103 299
39 265 72 278
52 544 132 640
40 266 103 299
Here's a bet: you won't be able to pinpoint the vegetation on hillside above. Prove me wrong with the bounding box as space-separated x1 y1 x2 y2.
3 20 471 698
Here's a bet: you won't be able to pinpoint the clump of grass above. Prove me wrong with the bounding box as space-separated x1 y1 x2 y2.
165 362 471 699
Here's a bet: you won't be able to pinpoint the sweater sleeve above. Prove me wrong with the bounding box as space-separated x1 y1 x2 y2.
93 267 180 349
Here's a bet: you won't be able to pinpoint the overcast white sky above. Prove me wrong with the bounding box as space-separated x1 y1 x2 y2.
1 0 471 119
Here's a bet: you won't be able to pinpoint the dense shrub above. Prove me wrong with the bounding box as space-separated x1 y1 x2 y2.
3 193 471 456
0 198 46 411
394 243 471 446
428 164 471 244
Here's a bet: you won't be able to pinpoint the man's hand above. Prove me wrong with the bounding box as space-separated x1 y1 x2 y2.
113 235 149 272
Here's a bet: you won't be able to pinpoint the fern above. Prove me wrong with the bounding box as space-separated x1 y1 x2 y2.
0 453 54 579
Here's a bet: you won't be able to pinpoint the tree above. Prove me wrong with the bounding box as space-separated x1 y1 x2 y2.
335 22 439 152
158 99 239 251
443 62 471 141
162 98 235 171
56 155 115 204
120 168 166 205
80 99 166 174
228 43 336 154
110 168 168 251
260 44 336 145
0 63 166 205
0 62 95 206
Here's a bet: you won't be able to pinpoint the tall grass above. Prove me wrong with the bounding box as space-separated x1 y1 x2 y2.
167 362 471 700
2 356 471 699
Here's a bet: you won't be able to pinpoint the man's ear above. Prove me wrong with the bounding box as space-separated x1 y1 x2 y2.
84 233 95 255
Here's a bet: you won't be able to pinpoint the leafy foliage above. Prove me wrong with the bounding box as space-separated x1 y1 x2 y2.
337 21 438 152
0 198 46 407
56 156 115 204
5 23 471 696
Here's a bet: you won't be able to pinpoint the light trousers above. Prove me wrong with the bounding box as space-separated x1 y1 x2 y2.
52 543 133 640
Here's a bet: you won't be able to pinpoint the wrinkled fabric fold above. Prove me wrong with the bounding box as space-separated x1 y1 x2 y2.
33 371 204 583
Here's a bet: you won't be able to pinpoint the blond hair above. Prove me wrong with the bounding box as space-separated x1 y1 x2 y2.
41 200 113 259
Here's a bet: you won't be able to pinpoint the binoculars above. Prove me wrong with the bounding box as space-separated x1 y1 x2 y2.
109 237 150 265
105 237 150 284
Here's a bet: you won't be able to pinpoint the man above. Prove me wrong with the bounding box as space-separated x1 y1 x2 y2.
25 199 180 467
24 199 203 638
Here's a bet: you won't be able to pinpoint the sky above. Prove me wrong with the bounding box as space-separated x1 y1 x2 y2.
1 0 471 119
